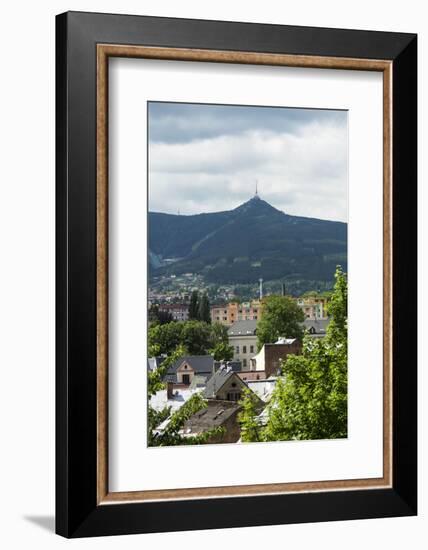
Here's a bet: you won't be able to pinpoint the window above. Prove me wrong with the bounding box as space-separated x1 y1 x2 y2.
182 374 190 385
227 392 241 402
250 345 254 353
236 346 240 353
243 359 247 368
243 345 247 354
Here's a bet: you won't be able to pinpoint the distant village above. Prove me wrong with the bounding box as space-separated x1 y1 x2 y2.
148 282 332 446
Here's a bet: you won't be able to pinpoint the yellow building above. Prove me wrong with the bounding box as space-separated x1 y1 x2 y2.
211 300 263 326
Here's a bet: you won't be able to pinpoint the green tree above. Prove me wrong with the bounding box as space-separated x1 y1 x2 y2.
148 322 184 356
238 387 264 442
148 320 229 358
188 290 199 320
181 320 212 354
263 266 348 441
256 295 305 350
209 322 230 348
148 304 173 325
198 293 211 323
148 346 224 446
210 341 234 362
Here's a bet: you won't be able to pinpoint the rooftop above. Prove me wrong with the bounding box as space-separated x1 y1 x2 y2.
274 337 298 345
203 367 236 399
182 400 241 433
165 355 215 383
150 387 200 414
228 319 258 336
303 318 330 333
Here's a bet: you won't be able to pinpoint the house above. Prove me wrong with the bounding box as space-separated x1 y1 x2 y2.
203 367 249 402
250 337 301 377
181 400 242 444
164 355 215 386
227 319 258 368
303 318 330 338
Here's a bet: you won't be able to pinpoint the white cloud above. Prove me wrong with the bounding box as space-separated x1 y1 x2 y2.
149 117 348 222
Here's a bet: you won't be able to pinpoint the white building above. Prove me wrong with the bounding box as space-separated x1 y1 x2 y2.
227 320 258 369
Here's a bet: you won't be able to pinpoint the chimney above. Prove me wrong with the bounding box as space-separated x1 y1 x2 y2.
259 278 263 300
167 381 174 399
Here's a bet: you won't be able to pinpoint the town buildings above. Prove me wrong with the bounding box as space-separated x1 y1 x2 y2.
210 300 262 326
296 295 329 320
250 337 302 377
227 319 258 368
158 303 189 322
182 400 242 444
164 355 215 386
303 318 330 338
203 366 250 402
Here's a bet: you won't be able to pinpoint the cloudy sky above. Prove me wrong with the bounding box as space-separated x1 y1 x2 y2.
148 102 348 222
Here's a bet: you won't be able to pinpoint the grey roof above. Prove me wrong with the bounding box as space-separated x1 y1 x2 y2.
213 360 242 372
303 318 330 333
164 355 214 383
147 356 166 371
188 374 211 389
203 368 237 399
183 400 241 432
228 319 257 337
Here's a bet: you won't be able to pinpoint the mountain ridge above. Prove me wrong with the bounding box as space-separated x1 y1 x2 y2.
149 196 347 286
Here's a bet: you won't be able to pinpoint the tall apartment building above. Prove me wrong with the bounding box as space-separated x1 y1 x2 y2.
211 300 263 326
296 295 329 320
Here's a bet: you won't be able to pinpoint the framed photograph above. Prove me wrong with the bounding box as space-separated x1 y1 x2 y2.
56 11 417 538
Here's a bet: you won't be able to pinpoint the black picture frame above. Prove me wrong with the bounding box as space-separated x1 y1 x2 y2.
56 11 417 538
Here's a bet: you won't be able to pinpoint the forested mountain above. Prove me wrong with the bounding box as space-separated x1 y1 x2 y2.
149 196 347 285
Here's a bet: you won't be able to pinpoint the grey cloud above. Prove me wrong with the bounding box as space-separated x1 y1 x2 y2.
148 102 347 144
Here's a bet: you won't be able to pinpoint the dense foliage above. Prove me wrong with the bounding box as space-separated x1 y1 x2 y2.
256 295 305 350
239 266 348 442
238 387 264 443
209 341 234 362
148 304 173 325
148 320 228 357
188 290 211 323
